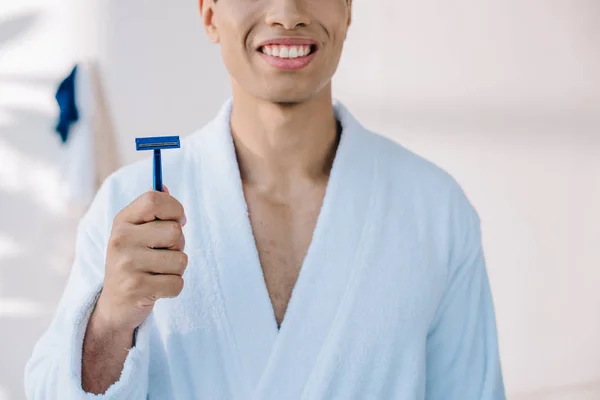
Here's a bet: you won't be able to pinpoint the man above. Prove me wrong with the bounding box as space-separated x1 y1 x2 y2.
25 0 506 398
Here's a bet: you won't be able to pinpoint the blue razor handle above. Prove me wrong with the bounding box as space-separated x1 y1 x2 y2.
135 136 181 192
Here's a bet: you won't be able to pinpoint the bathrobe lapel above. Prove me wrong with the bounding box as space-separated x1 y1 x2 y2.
195 100 377 398
193 103 279 395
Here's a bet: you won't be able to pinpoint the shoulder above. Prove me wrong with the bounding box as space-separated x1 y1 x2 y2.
358 126 482 252
363 128 472 209
335 99 478 227
361 128 482 276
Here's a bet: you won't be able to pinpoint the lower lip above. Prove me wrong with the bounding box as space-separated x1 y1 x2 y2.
258 49 317 70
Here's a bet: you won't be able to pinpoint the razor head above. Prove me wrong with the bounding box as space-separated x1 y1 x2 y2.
135 136 180 151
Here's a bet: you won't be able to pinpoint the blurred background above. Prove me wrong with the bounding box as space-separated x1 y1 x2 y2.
1 0 599 399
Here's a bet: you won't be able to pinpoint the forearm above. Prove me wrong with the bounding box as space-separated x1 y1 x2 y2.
82 308 134 394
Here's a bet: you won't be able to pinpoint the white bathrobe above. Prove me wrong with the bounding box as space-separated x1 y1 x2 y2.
25 99 505 399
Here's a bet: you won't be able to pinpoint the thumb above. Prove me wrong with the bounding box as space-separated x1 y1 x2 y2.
149 185 170 194
161 184 185 226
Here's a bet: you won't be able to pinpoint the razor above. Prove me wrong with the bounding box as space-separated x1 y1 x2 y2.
135 136 181 192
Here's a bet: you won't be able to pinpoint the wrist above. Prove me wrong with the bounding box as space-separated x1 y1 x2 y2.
89 296 135 348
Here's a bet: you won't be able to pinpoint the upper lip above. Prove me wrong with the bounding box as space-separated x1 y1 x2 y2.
256 37 319 50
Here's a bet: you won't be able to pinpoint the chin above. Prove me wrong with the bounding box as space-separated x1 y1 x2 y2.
254 81 329 105
265 93 314 105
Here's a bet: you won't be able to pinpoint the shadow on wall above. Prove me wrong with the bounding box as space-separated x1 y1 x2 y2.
0 12 39 44
0 10 81 400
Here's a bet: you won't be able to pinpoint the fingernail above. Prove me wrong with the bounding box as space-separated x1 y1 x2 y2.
181 214 187 227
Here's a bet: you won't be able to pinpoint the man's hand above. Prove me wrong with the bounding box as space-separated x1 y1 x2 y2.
82 187 187 394
97 187 188 333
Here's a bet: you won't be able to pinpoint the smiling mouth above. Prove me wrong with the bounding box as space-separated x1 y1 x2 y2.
258 44 318 59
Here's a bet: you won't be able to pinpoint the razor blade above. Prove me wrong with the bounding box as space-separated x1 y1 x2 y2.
135 136 181 192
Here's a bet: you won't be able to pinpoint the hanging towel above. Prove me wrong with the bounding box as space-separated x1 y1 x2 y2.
54 65 79 143
57 61 120 213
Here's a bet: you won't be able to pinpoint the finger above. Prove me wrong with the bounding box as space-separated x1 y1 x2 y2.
139 248 188 276
141 273 185 299
159 186 185 225
150 185 170 194
136 220 185 251
159 185 186 226
118 190 185 225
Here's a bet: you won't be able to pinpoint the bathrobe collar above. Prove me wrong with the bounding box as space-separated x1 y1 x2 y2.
190 98 377 399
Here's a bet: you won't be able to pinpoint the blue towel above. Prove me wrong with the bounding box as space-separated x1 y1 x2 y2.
54 65 79 144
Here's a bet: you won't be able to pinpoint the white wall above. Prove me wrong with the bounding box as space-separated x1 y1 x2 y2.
1 0 598 398
0 0 82 399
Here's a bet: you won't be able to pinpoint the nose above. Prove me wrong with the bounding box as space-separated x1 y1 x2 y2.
265 0 311 30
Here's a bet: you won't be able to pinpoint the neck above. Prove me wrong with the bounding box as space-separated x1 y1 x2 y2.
229 84 340 190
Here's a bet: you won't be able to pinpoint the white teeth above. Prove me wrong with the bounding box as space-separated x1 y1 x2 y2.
261 45 312 59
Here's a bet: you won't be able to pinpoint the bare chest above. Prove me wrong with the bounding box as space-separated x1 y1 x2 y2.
243 183 326 327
